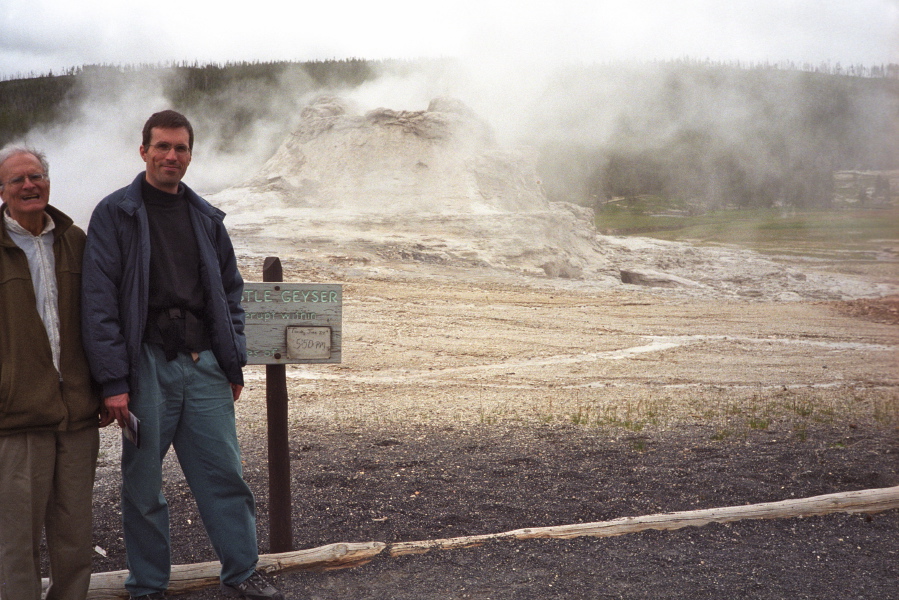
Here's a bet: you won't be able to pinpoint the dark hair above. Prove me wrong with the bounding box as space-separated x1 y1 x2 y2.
142 110 194 150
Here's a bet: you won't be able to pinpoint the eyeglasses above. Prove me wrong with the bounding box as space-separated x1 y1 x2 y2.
147 142 191 156
0 173 48 189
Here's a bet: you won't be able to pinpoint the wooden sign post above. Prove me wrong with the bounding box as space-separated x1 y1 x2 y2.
246 257 343 553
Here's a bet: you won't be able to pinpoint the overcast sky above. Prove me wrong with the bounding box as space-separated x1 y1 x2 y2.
1 0 897 78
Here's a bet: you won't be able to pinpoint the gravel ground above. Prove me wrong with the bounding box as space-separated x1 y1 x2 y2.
90 422 898 600
83 260 898 599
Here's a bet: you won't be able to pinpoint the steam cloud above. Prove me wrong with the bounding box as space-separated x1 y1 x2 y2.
9 57 897 227
20 67 320 226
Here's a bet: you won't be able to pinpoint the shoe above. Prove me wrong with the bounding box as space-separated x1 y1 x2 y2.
221 570 285 600
129 594 166 600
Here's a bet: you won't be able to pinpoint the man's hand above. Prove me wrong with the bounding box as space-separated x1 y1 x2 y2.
230 383 243 401
98 405 116 428
104 393 131 427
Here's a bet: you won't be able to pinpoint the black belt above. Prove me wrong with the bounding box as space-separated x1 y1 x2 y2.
146 307 211 361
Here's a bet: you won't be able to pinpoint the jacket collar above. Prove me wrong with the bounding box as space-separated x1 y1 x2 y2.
117 172 226 220
0 203 73 248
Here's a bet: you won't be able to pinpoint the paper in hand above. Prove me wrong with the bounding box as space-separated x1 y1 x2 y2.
122 412 141 448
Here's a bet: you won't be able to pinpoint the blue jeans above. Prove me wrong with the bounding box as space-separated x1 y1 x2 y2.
122 344 257 596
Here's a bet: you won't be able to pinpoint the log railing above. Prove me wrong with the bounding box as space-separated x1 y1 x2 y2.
75 485 899 598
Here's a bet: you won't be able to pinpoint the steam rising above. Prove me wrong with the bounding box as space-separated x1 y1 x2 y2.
8 58 897 228
21 67 320 226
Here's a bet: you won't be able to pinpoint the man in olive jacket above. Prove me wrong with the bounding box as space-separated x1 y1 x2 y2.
0 146 104 600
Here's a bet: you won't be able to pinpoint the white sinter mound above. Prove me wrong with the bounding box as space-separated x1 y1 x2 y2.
208 97 897 301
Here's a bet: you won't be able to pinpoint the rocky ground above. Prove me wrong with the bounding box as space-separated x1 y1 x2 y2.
82 249 899 599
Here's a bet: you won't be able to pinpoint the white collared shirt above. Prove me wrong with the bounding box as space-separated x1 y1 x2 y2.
4 209 61 374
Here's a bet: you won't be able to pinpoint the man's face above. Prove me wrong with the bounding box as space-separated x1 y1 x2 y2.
140 126 192 193
0 153 50 223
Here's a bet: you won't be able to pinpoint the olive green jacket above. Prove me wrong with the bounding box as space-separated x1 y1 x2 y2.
0 204 99 435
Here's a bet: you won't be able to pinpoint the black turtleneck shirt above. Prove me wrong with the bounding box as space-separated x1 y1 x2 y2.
142 177 210 356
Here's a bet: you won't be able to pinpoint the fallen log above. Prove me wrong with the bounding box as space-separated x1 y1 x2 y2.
82 542 385 599
389 485 899 556
73 485 897 598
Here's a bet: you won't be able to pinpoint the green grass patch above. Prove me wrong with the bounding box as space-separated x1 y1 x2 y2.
597 202 899 258
748 416 771 430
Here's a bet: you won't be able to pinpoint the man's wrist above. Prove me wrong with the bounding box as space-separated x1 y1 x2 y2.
101 378 130 399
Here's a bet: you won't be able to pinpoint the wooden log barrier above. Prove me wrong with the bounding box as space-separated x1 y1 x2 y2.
389 484 899 556
74 485 898 598
82 542 386 599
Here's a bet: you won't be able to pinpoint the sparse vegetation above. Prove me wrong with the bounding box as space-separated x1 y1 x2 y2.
748 416 770 430
526 385 896 438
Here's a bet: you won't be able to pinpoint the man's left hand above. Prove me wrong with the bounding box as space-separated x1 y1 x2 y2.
98 406 116 427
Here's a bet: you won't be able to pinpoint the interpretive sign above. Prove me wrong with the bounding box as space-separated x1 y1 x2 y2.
241 283 342 365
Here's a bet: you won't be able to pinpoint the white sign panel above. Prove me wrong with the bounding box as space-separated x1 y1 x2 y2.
241 283 342 365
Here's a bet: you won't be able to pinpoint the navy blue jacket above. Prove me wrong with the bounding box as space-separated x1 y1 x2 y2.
82 173 246 399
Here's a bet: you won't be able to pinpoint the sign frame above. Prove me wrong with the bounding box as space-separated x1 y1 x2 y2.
241 282 342 365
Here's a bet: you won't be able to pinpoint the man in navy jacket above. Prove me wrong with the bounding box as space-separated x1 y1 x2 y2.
82 110 283 600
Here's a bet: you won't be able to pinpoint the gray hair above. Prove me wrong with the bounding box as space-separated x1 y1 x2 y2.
0 145 50 189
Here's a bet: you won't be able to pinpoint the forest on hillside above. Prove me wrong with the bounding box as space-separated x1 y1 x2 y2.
1 59 897 211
